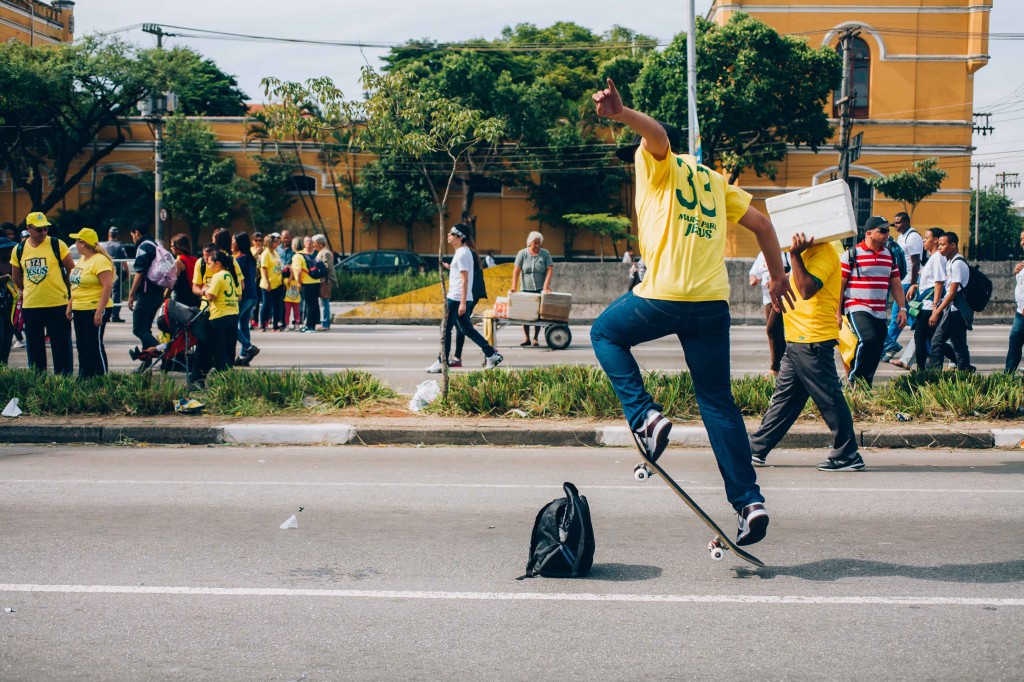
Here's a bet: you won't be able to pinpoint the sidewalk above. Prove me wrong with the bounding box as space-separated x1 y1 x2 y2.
2 414 1022 449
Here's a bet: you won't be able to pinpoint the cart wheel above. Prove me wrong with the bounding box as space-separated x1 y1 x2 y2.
545 324 572 350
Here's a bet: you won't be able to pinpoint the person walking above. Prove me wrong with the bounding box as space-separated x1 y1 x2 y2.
232 231 260 364
425 225 503 373
250 232 264 329
1005 229 1024 373
67 228 114 378
590 79 793 546
839 216 908 387
313 234 336 330
100 226 129 322
168 234 200 308
126 222 165 365
259 233 285 331
749 250 789 377
291 236 321 332
202 251 240 373
882 212 923 360
10 211 75 375
510 231 554 346
749 234 863 472
0 236 17 365
891 227 946 370
927 232 972 371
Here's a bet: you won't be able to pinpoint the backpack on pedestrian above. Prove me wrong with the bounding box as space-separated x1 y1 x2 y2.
303 253 328 280
516 482 596 580
146 240 178 289
886 236 908 280
15 235 71 294
950 255 993 312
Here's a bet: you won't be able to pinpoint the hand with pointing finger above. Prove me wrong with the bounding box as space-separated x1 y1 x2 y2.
592 78 624 120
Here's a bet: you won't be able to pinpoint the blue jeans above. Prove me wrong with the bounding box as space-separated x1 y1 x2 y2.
591 293 763 512
236 297 257 352
320 297 331 329
1006 312 1024 372
883 284 911 353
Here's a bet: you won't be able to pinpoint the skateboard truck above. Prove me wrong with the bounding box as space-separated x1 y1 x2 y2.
708 537 728 561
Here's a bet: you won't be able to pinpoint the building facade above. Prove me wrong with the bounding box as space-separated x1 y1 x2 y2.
0 0 74 45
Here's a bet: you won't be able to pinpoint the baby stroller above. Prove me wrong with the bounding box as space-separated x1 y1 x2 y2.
130 299 209 376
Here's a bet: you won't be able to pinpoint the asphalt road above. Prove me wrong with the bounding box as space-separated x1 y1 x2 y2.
4 316 1016 394
1 443 1021 680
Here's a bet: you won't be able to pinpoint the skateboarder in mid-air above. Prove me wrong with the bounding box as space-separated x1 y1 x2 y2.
590 79 793 546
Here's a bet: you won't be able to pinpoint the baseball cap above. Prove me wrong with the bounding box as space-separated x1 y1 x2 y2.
269 232 281 238
70 228 100 246
615 121 683 162
108 226 119 235
25 211 51 229
20 230 30 239
863 216 890 232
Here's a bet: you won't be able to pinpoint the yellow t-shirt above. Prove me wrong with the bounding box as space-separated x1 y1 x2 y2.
206 270 239 320
631 147 752 302
784 243 841 344
192 257 244 309
69 254 114 311
11 237 71 308
291 252 320 285
284 283 301 303
260 248 283 290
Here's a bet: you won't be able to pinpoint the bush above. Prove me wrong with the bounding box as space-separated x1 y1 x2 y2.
333 271 439 301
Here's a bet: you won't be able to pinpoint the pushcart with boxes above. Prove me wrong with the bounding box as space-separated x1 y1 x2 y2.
479 291 574 350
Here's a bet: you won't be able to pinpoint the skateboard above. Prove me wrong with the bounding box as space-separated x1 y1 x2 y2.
631 432 765 567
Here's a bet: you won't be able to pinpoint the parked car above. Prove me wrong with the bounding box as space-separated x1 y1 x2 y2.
336 250 426 275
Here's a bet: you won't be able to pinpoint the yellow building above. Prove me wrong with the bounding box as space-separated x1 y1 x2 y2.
0 0 992 258
0 0 74 45
710 0 991 256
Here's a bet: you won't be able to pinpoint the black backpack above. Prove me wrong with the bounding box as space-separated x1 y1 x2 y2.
517 482 595 580
951 255 993 312
303 253 328 280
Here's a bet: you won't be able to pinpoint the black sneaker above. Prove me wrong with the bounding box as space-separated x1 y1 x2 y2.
817 452 866 472
244 345 260 361
751 453 768 467
634 410 672 463
736 502 769 546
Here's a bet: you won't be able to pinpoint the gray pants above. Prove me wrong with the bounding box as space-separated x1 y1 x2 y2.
750 340 858 460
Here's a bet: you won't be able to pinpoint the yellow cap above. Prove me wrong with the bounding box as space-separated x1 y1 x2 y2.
25 211 51 228
70 228 100 246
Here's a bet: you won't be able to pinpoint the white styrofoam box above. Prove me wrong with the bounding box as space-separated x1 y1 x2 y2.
765 179 857 251
507 292 542 321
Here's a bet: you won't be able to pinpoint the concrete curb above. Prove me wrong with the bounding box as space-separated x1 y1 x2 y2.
1 421 1019 449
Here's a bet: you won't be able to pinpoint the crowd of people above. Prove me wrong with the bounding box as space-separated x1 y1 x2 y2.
0 216 339 384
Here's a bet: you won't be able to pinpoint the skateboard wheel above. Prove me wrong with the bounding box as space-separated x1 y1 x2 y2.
633 464 650 481
710 546 725 561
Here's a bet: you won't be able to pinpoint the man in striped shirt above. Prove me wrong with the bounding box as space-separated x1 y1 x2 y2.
839 216 908 386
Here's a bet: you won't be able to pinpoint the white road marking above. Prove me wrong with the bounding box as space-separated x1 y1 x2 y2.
0 479 1020 494
0 583 1020 606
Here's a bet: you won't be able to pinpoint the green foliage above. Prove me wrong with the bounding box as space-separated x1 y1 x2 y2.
969 185 1024 260
53 172 153 236
141 46 248 116
352 154 437 252
162 116 246 245
245 154 297 231
869 157 948 218
562 213 633 259
333 270 439 301
632 13 841 183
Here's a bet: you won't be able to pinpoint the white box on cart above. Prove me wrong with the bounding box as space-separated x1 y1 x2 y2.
765 179 858 251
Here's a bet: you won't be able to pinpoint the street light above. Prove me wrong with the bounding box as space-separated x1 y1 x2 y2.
137 91 178 245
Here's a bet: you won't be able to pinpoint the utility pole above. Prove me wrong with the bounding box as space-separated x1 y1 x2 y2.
140 24 178 245
972 162 995 254
835 26 861 184
142 23 170 48
995 172 1021 196
686 0 701 163
972 112 994 137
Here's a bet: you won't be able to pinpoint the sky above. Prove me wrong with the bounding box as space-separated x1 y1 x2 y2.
73 0 1024 204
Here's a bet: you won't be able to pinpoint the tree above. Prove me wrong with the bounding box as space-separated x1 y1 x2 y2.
245 154 296 231
969 185 1024 260
353 154 437 252
52 172 153 236
0 37 152 218
142 46 248 116
632 13 841 183
562 213 633 260
869 157 948 219
162 116 245 246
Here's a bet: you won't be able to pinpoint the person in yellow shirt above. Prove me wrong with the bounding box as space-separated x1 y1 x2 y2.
749 233 863 473
10 211 76 375
259 233 285 331
590 79 793 548
202 251 240 373
191 243 244 305
67 228 114 378
292 235 321 332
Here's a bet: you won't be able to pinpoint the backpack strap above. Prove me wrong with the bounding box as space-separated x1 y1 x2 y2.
51 236 71 295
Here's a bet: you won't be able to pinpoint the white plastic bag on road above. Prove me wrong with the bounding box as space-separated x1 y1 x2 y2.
408 380 440 413
280 514 298 530
2 398 22 418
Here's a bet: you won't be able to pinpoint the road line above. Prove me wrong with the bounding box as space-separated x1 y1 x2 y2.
0 583 1020 606
0 479 1020 494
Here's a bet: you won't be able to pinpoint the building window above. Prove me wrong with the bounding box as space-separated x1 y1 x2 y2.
832 37 870 119
848 177 873 229
288 175 317 193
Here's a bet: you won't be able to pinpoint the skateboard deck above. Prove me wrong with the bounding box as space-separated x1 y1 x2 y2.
631 432 765 567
